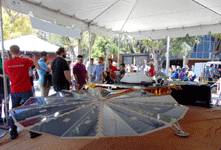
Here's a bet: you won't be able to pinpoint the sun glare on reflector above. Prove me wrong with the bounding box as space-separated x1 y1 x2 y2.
54 112 59 117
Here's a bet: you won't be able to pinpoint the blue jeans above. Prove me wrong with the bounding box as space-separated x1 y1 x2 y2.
10 90 33 134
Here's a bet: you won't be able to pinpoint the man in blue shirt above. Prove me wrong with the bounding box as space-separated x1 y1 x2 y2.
207 64 214 83
89 58 96 81
37 51 51 96
93 57 104 81
206 64 213 77
171 69 179 79
162 68 166 75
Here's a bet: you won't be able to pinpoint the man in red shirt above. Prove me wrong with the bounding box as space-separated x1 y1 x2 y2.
4 45 41 139
107 59 118 80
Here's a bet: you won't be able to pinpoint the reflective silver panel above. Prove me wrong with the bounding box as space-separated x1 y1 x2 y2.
9 88 188 138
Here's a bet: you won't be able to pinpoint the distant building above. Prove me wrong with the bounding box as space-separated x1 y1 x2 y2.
120 53 150 66
166 35 221 68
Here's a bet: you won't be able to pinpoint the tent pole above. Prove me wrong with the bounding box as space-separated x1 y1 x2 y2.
117 34 120 69
166 36 170 76
88 24 91 83
0 0 9 125
105 47 109 71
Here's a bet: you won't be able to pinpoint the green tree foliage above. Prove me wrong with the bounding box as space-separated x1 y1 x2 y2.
142 38 167 72
92 35 120 60
91 35 107 59
170 34 200 56
170 34 201 65
3 8 34 40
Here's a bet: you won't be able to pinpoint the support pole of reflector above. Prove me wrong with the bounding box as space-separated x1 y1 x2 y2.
166 36 170 76
88 24 91 83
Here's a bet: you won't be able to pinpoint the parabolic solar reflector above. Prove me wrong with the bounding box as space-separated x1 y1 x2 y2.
9 88 188 139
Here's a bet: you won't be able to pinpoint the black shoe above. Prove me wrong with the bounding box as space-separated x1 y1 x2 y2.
30 131 41 138
10 133 18 140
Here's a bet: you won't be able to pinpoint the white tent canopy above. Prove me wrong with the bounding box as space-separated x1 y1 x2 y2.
3 0 221 39
3 35 59 52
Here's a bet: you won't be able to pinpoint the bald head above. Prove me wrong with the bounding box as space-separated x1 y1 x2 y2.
10 45 20 55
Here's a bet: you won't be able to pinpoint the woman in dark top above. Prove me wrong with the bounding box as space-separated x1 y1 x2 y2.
119 63 126 78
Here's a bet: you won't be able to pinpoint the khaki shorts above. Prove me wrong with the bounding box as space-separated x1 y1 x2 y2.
38 83 50 97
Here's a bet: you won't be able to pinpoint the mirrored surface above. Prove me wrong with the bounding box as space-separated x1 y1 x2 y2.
30 104 97 137
62 103 99 137
9 88 188 138
106 103 165 134
110 101 186 123
12 101 92 128
24 97 91 106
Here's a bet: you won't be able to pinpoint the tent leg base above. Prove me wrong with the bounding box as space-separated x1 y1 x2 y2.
170 122 189 138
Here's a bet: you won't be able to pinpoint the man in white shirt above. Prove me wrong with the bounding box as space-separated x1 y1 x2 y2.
140 60 150 74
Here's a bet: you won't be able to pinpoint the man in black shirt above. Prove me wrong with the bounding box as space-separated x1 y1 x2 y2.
217 67 221 78
51 47 72 92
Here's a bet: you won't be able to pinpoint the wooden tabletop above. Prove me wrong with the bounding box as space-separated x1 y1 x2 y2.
0 106 221 150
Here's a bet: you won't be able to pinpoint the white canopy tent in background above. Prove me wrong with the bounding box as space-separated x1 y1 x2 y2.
4 34 59 52
1 0 221 123
3 0 221 38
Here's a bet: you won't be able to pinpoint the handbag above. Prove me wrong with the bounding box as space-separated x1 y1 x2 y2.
43 72 52 87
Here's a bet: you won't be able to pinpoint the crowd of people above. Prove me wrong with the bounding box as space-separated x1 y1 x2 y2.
168 65 196 81
124 61 197 81
1 44 220 140
205 64 221 83
0 45 134 140
123 60 155 77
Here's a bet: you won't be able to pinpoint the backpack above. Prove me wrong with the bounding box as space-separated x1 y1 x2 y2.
102 71 114 84
43 72 52 87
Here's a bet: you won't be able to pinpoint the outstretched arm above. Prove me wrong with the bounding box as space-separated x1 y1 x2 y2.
20 54 41 70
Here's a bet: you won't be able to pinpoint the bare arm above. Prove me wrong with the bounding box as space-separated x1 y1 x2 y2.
32 59 41 70
46 68 51 72
86 73 88 82
20 54 41 70
74 75 78 83
0 74 10 79
64 70 72 84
